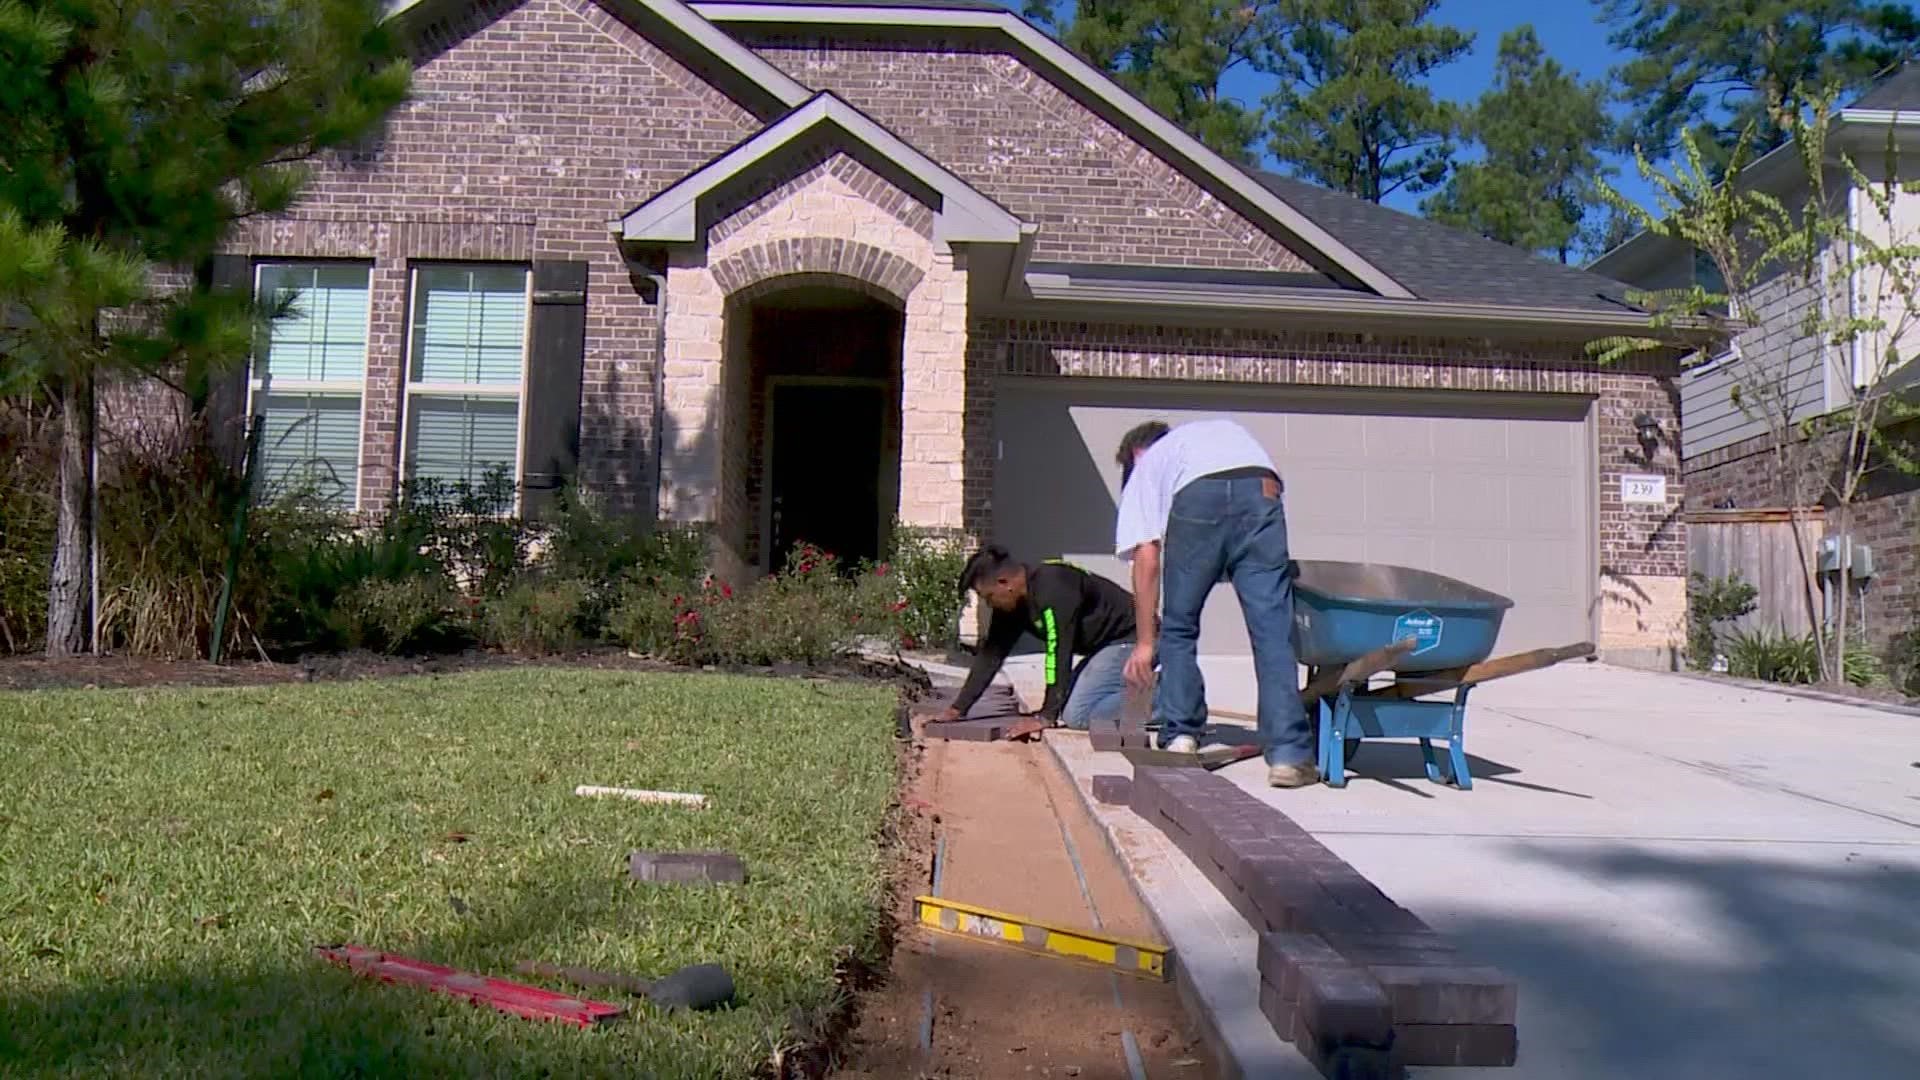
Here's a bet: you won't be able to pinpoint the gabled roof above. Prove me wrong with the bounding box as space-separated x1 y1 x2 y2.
614 92 1026 244
689 0 1417 299
1851 63 1920 111
385 0 811 118
1253 174 1644 315
1591 61 1920 279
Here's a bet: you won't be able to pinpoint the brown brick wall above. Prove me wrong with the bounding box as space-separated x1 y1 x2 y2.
229 0 761 512
963 317 1686 579
1688 431 1920 649
746 35 1312 273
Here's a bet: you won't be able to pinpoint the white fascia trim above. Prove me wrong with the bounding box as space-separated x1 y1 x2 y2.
387 0 809 111
1023 271 1678 334
690 3 1416 299
615 92 1024 244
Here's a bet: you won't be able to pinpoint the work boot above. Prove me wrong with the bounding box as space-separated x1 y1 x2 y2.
1267 761 1319 788
1163 734 1199 754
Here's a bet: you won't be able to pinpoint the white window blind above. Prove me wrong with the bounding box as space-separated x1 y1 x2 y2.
251 262 370 509
404 264 529 496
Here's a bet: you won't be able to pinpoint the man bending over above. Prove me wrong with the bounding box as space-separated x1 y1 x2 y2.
937 546 1137 730
1113 419 1317 788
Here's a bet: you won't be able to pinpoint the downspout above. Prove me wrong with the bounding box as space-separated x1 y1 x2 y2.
644 266 668 526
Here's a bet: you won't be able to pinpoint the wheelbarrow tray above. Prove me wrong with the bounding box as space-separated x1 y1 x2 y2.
1291 559 1514 674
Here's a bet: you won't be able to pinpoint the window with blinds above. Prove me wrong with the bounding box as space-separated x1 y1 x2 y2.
251 262 371 509
403 265 530 495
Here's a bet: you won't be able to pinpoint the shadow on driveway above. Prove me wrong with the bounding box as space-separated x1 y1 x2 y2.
1447 844 1920 1078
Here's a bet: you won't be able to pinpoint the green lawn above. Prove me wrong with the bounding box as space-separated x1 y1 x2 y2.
0 669 901 1078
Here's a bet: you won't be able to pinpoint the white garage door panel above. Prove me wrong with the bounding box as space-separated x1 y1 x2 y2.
992 383 1595 658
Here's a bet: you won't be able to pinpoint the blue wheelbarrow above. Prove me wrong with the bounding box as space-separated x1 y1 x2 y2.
1290 560 1593 789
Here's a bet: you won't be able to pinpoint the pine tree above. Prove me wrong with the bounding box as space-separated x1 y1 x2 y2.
0 0 409 656
1027 0 1282 162
1602 0 1920 165
1264 0 1473 203
1423 27 1613 263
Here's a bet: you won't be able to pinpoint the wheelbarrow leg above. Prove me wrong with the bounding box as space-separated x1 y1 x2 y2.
1446 686 1474 789
1418 738 1444 784
1320 690 1352 787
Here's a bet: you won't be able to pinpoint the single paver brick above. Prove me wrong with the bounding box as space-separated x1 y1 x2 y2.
1299 963 1396 1048
628 850 746 885
1390 1022 1518 1067
922 716 1041 742
1090 774 1132 805
1369 965 1517 1025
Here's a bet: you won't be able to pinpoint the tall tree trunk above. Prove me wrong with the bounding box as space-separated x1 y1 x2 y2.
45 371 95 657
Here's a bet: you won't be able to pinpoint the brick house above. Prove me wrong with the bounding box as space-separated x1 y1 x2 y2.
211 0 1685 662
1591 66 1920 653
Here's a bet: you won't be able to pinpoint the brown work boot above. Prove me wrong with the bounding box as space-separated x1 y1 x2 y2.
1267 761 1320 788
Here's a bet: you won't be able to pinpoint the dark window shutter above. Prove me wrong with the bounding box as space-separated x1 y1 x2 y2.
521 259 589 517
207 255 254 466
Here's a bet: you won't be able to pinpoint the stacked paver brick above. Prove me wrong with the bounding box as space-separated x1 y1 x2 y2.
1129 767 1518 1077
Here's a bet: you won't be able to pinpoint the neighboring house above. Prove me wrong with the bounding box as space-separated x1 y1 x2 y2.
1590 66 1920 650
158 0 1685 662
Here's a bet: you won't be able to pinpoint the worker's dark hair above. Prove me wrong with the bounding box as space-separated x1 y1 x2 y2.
956 544 1018 599
1116 421 1171 486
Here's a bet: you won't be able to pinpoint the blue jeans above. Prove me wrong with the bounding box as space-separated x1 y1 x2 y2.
1059 642 1132 731
1154 475 1310 767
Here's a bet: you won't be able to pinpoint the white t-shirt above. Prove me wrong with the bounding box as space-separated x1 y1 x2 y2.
1114 420 1278 560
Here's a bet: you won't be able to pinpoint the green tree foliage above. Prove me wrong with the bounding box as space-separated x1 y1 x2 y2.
1601 0 1920 167
1025 0 1281 162
0 0 410 656
1264 0 1472 202
1422 26 1613 263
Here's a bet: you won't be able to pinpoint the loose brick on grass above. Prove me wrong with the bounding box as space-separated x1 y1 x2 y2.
628 851 747 885
1090 775 1132 804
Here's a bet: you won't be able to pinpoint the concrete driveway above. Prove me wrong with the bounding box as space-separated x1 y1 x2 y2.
1013 658 1920 1078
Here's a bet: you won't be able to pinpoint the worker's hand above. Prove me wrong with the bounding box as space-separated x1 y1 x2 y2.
934 705 962 724
1124 643 1157 691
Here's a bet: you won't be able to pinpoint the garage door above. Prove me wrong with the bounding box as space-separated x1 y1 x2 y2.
991 380 1596 658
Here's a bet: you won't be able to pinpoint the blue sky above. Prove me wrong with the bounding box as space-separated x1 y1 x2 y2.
1009 1 1656 227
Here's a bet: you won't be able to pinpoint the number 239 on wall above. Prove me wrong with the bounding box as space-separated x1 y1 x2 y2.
1620 474 1666 505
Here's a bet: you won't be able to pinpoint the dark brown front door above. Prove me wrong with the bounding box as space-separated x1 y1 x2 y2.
768 382 886 571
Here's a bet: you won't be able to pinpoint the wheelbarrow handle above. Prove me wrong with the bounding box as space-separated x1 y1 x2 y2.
1301 638 1417 703
1377 641 1595 699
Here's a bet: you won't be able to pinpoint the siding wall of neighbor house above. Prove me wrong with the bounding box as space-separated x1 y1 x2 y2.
1681 257 1837 460
743 34 1316 273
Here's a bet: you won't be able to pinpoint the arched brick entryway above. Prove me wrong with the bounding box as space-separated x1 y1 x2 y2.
655 157 968 579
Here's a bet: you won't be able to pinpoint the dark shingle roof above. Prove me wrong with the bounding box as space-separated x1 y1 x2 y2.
1252 172 1643 313
1851 63 1920 110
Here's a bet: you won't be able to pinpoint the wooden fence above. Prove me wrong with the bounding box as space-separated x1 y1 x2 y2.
1685 508 1825 637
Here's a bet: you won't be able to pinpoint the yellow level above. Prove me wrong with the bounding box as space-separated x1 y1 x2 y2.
912 895 1171 981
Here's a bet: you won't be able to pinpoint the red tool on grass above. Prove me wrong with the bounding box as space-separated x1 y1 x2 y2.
314 944 626 1027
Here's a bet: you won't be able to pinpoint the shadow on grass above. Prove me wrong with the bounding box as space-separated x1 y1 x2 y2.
0 879 812 1079
1443 844 1920 1078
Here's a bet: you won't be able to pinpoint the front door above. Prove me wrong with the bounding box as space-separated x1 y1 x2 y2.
768 381 886 572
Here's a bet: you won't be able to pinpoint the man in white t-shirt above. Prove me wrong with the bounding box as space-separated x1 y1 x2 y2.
1112 419 1315 788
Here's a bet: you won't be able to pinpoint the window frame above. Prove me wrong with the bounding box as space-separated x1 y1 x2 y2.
247 258 375 512
397 260 534 515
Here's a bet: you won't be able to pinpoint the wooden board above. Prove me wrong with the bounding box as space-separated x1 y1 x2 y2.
1379 642 1594 699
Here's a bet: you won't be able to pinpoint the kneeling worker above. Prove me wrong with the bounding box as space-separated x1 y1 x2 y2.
936 546 1137 730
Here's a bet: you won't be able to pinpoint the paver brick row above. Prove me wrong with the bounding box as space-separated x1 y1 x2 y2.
1127 767 1521 1068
